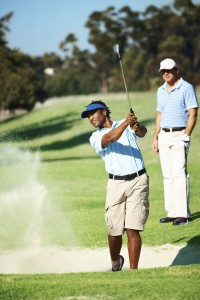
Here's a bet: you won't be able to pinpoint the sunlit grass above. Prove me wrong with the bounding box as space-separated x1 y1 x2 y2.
0 92 199 299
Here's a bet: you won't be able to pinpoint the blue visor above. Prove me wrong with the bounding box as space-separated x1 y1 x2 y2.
81 103 106 118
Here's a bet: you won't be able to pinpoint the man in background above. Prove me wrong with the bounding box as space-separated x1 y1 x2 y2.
152 58 198 225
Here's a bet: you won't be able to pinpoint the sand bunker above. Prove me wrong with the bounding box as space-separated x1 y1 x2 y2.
0 244 199 274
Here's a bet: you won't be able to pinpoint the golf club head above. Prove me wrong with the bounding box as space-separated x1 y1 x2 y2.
113 44 120 59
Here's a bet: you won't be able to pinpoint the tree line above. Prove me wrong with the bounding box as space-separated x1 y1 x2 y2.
0 0 199 111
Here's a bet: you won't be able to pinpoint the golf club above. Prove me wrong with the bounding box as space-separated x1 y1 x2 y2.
113 44 133 113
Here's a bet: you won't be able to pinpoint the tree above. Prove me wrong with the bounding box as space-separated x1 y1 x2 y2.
0 49 47 111
0 13 47 111
0 12 13 48
172 0 200 83
59 33 77 55
113 0 200 88
86 6 128 92
1 0 200 110
45 36 99 96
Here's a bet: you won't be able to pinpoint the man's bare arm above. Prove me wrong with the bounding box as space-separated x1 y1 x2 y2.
184 108 198 136
152 112 161 153
101 113 137 148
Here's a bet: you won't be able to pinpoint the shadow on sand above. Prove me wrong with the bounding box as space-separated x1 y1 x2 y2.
171 235 200 266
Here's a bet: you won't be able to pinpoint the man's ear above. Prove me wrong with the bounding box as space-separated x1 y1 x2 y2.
174 67 179 75
102 109 107 116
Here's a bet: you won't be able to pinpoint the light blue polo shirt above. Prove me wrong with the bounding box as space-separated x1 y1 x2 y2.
157 78 198 128
89 120 145 176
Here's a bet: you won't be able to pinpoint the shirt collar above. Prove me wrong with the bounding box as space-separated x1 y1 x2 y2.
162 77 183 90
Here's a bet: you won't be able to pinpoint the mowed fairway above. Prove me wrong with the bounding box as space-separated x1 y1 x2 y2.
0 92 200 299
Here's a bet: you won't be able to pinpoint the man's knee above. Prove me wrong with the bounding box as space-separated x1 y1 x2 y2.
126 228 140 237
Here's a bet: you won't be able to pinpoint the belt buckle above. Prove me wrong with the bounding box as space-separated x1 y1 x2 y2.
124 173 135 181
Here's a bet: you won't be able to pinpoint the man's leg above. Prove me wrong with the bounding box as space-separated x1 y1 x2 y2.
126 229 141 269
108 234 123 270
108 234 122 261
172 137 190 218
158 131 175 217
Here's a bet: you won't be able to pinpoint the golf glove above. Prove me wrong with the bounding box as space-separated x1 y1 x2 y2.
181 134 190 147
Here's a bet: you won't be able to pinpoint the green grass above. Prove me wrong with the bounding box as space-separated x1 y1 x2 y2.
0 266 200 300
0 92 199 299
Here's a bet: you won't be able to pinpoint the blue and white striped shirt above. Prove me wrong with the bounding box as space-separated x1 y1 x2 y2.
89 120 145 175
157 78 198 128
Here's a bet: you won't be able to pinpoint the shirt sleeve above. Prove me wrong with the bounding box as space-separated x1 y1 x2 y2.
184 84 199 110
89 130 106 154
157 85 165 112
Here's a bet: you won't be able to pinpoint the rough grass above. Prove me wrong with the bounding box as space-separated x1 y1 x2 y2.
0 265 200 300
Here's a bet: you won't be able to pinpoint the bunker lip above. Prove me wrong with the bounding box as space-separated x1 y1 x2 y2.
0 244 199 274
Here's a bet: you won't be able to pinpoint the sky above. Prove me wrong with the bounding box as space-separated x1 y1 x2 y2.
1 0 199 57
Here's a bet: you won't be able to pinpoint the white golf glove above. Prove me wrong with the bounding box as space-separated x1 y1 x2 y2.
181 134 190 147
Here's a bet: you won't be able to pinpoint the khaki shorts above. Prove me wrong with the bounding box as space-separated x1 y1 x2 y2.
105 173 149 236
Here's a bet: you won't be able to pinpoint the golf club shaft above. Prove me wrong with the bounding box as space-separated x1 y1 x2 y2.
119 60 133 113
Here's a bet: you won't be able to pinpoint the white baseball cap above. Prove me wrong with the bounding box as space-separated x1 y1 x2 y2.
158 58 177 72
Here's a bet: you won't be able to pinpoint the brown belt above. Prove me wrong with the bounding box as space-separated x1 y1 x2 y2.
162 127 185 132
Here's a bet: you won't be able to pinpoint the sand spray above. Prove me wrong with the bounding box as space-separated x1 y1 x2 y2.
0 146 79 273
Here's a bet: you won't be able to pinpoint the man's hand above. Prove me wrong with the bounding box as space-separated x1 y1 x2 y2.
181 134 190 147
152 138 159 153
101 112 137 148
131 122 140 132
127 112 147 136
125 112 137 127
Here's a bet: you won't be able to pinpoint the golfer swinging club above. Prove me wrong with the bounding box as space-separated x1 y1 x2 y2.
81 100 149 271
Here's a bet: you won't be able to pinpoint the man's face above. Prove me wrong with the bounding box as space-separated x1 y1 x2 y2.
87 109 107 128
161 68 179 84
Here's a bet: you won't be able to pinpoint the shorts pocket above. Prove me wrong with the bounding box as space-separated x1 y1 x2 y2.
105 207 113 230
140 199 149 224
